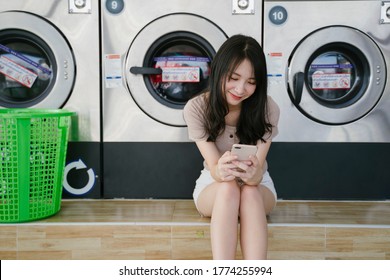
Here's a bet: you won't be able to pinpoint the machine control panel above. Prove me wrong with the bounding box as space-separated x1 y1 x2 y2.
69 0 91 14
232 0 254 14
381 1 390 23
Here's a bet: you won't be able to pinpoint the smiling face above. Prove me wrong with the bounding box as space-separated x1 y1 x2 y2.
224 58 256 110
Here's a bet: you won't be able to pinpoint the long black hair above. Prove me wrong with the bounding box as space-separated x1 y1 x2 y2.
204 34 272 144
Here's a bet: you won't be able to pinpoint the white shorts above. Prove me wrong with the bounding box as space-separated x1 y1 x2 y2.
192 169 277 211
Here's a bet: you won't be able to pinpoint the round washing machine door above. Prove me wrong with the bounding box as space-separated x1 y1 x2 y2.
0 12 75 108
125 14 227 126
287 26 386 125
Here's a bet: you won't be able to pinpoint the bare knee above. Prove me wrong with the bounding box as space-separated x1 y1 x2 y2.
240 185 263 206
216 181 241 205
240 185 276 214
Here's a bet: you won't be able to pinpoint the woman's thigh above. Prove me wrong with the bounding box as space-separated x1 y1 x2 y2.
196 182 221 217
258 185 276 215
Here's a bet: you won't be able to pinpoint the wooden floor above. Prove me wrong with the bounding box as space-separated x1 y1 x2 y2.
1 199 390 260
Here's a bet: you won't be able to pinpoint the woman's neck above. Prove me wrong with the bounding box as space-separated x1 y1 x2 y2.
225 106 241 126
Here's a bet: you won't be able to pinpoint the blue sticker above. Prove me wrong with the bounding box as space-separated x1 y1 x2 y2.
0 44 52 75
105 0 124 14
154 56 210 62
269 6 288 25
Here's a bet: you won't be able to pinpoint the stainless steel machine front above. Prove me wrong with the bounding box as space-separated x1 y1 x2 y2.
101 0 263 198
263 0 390 200
264 0 389 142
0 0 101 198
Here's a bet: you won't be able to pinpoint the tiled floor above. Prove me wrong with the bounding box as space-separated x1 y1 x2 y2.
24 199 390 225
1 199 390 259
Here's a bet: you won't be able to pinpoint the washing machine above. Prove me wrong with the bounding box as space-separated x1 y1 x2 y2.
263 0 390 199
0 0 101 198
102 0 263 198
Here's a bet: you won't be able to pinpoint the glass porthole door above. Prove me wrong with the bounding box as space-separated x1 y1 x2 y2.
125 14 227 126
0 12 75 108
288 26 386 124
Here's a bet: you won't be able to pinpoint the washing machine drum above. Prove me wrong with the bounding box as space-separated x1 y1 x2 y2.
148 52 210 104
0 12 75 108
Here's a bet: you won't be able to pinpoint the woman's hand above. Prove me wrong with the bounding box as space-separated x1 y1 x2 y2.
230 155 263 186
215 151 239 182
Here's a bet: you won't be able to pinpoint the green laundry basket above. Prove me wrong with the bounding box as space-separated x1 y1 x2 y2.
0 109 75 223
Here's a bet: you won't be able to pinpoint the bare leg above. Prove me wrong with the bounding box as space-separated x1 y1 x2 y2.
239 185 275 259
196 181 241 259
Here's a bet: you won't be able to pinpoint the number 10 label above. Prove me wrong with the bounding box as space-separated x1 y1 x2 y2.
269 6 288 25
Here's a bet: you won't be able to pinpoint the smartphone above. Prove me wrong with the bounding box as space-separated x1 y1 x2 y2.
231 144 258 161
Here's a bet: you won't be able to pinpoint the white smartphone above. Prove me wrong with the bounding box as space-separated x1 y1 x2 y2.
231 144 258 161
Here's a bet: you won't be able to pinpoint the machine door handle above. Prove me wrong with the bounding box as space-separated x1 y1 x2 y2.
293 72 304 105
130 67 162 75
